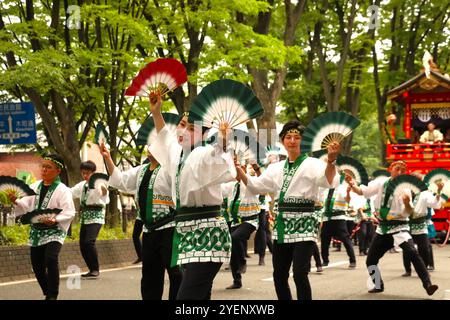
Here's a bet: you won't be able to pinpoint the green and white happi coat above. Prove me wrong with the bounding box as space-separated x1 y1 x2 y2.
108 163 175 233
246 155 340 244
410 190 442 235
71 180 109 225
148 126 236 266
14 180 76 247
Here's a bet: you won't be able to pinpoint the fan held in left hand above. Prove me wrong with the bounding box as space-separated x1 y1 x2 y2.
125 58 187 97
20 208 62 230
88 173 109 190
300 112 360 153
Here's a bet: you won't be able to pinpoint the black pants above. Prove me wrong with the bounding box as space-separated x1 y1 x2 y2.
79 223 102 272
176 262 222 300
141 227 182 300
254 210 273 256
428 242 434 268
366 233 431 290
321 220 356 263
273 241 315 300
30 242 62 299
230 223 256 284
312 242 322 268
132 219 143 260
358 221 375 254
403 234 430 273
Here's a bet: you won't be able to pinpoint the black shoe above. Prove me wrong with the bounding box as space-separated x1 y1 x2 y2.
323 262 329 267
258 257 265 266
368 288 384 293
402 272 411 277
82 271 99 278
349 262 356 269
427 266 435 271
316 266 323 273
132 258 142 264
45 296 57 300
226 282 242 289
425 284 438 296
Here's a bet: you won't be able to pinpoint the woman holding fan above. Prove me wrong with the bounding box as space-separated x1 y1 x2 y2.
6 154 75 300
235 120 341 300
148 78 263 300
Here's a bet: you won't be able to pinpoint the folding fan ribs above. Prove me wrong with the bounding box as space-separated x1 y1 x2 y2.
125 58 187 97
0 176 36 205
188 79 264 129
300 112 360 154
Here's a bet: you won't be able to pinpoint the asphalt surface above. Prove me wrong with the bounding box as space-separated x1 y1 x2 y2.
1 243 450 300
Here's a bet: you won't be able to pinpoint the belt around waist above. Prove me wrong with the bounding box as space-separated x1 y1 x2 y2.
379 220 408 226
145 212 176 232
81 204 104 211
240 214 259 222
175 205 221 222
409 217 427 224
325 210 348 217
278 203 315 213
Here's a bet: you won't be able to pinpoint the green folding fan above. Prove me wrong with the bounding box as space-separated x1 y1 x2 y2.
95 122 110 146
336 156 369 185
423 168 450 186
88 173 109 190
382 174 427 208
0 176 36 204
136 113 180 146
300 112 360 153
208 129 267 166
372 169 390 179
188 79 264 129
20 208 62 230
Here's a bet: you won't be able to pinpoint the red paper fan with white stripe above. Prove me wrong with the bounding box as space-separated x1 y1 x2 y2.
125 58 187 97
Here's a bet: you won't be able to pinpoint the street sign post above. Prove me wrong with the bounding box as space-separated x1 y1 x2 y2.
0 102 37 145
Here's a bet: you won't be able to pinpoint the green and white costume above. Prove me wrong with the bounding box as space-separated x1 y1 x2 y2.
14 180 76 247
410 191 442 235
222 181 260 229
360 176 414 246
245 156 340 244
108 163 174 233
71 180 109 225
149 126 236 266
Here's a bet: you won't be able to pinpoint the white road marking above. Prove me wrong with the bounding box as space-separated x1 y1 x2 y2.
0 264 142 287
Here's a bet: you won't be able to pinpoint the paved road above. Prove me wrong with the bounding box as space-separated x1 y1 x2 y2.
1 244 450 300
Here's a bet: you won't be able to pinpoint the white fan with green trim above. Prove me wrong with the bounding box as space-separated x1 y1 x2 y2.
424 168 450 186
136 113 180 146
336 156 369 185
95 122 110 147
208 129 266 166
383 174 428 208
188 79 264 130
300 112 360 153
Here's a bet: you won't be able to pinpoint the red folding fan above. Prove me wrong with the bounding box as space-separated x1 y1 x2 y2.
125 58 187 97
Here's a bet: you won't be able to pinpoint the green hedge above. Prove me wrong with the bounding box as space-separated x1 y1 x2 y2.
0 222 134 246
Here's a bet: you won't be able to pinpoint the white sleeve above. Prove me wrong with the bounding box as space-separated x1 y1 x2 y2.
109 165 142 193
312 158 340 189
86 184 110 206
149 126 178 168
190 146 237 189
246 163 279 194
55 186 76 224
361 179 382 199
425 191 442 209
70 181 84 200
419 132 427 143
13 195 35 217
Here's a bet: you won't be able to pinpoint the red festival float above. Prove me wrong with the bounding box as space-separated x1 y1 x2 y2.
386 54 450 242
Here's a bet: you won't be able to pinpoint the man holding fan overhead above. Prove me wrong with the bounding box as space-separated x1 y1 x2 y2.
235 120 341 300
6 154 75 300
148 79 263 300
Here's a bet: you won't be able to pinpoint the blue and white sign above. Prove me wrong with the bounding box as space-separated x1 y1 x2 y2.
0 102 37 145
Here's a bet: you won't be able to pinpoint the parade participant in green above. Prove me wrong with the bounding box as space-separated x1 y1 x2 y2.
71 161 109 278
8 154 75 300
236 120 341 300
